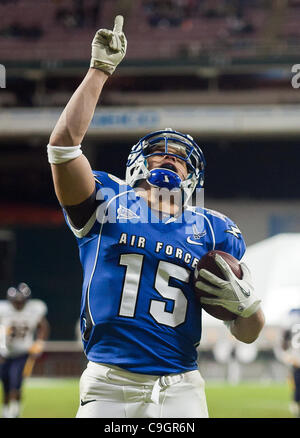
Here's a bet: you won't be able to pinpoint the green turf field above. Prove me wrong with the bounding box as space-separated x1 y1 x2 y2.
21 378 79 418
205 381 294 418
1 378 294 418
5 378 291 418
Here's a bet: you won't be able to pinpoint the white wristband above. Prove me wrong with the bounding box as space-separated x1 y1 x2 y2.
47 144 82 164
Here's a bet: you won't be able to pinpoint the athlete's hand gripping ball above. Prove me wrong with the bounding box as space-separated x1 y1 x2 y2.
195 253 261 318
90 15 127 75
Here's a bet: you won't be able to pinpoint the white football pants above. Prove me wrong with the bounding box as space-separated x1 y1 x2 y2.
76 361 209 418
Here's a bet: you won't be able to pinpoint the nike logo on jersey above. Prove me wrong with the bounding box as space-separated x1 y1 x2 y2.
187 226 206 245
226 225 241 238
117 206 140 220
80 399 97 406
186 236 203 245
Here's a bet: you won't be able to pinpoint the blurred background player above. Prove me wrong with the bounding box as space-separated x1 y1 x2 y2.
47 15 264 418
278 308 300 418
0 283 49 418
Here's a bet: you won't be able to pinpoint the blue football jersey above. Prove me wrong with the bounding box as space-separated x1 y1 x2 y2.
63 171 246 375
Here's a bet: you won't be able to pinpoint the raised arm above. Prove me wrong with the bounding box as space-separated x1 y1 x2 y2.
49 69 108 207
48 15 127 207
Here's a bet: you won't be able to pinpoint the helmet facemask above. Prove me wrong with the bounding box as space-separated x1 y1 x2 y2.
125 129 205 206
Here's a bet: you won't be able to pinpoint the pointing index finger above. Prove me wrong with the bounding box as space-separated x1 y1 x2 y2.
113 15 124 33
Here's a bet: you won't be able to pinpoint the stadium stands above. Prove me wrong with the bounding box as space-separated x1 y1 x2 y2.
1 0 298 62
2 0 299 108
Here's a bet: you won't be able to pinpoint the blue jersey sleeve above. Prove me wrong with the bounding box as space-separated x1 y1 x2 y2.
62 171 129 240
205 208 246 261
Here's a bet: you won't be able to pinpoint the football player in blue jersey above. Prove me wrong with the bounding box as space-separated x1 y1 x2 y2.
47 15 265 418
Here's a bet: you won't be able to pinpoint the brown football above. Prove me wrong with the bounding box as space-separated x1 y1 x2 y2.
193 250 242 321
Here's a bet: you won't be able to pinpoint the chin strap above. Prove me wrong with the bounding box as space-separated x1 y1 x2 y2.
147 168 182 190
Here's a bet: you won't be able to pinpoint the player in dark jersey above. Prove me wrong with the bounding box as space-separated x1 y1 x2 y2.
47 16 265 418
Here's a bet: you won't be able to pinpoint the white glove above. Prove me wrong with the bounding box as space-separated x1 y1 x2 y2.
90 15 127 75
195 254 261 318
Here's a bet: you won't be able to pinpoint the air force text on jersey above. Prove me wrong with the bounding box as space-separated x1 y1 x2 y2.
118 231 201 270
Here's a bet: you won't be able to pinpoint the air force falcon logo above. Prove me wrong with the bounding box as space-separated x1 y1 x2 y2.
186 224 207 245
226 225 241 238
117 206 140 220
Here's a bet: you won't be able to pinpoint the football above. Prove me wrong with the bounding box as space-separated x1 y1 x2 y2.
193 250 242 321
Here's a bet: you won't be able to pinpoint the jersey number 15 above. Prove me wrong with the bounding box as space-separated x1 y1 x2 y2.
118 253 189 328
